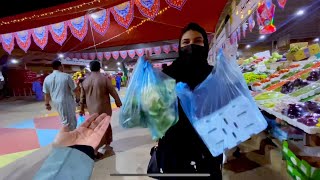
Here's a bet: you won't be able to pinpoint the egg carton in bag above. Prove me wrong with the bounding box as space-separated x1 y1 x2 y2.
193 95 267 157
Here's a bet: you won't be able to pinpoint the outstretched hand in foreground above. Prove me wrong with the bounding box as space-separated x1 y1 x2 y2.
53 113 110 150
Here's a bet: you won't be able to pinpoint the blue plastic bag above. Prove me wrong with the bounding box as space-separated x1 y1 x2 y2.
176 50 267 157
77 115 85 127
120 57 178 140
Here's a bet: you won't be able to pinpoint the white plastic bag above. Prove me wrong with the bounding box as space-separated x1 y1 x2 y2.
176 50 267 157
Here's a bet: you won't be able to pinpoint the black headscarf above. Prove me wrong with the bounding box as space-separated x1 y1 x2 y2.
163 23 212 90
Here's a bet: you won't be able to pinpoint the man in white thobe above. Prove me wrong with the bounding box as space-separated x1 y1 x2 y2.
43 60 77 130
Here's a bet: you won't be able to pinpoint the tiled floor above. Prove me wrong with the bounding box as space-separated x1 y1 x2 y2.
0 89 126 168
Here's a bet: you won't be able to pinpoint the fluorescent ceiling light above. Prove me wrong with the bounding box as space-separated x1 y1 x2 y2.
314 38 319 42
259 35 266 40
245 45 251 49
11 59 18 64
296 10 304 16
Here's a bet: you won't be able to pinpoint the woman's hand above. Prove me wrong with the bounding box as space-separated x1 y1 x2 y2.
53 113 111 150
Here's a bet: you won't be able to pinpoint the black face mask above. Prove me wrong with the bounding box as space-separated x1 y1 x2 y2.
179 44 208 65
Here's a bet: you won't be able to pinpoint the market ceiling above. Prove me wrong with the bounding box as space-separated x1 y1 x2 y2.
0 0 228 53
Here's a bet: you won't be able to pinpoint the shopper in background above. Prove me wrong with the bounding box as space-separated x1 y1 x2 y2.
34 114 111 180
32 77 43 101
116 75 122 91
147 23 222 179
43 60 78 130
80 61 122 159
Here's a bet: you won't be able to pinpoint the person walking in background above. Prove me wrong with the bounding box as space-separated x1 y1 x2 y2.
80 61 122 159
43 60 78 130
116 75 122 91
32 77 43 101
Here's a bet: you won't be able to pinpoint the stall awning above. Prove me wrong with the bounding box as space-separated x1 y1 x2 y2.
0 0 228 53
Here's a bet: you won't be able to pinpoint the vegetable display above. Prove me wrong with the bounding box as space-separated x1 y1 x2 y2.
243 72 267 84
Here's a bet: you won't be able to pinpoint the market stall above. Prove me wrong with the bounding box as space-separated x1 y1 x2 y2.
214 0 320 179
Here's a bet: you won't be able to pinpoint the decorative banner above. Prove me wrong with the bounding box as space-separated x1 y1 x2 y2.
242 22 248 38
49 22 68 46
135 48 145 57
68 16 89 41
68 53 74 59
82 53 89 59
89 52 96 60
145 47 153 56
104 52 111 60
120 51 128 59
32 26 48 50
277 0 287 9
265 0 273 9
128 50 136 58
257 2 276 34
1 33 14 54
89 9 110 36
111 1 134 29
162 45 171 54
97 52 104 61
112 51 120 60
248 14 255 32
165 0 187 10
230 32 237 45
15 30 32 52
171 43 179 52
153 46 162 55
75 53 82 59
135 0 160 19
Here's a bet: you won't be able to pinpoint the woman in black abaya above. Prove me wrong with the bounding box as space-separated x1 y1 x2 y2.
148 23 223 179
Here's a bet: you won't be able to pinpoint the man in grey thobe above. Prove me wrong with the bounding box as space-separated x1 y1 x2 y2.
43 60 77 130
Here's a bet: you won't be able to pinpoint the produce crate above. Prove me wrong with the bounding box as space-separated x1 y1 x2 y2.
282 141 320 180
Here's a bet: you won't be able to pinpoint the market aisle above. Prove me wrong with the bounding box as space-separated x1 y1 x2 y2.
0 87 289 180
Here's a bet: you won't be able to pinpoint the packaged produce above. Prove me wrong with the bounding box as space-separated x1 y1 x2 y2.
254 91 284 101
120 57 178 140
290 84 320 97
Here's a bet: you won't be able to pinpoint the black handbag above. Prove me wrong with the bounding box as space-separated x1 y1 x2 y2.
147 146 161 179
147 146 160 173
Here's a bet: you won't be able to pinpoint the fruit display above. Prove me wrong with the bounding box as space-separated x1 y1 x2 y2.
281 71 299 79
264 52 285 65
254 91 284 101
290 84 320 97
281 103 308 119
242 56 259 65
303 63 313 69
243 72 267 84
280 79 309 94
297 113 319 127
241 51 320 133
270 73 280 78
306 70 320 81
